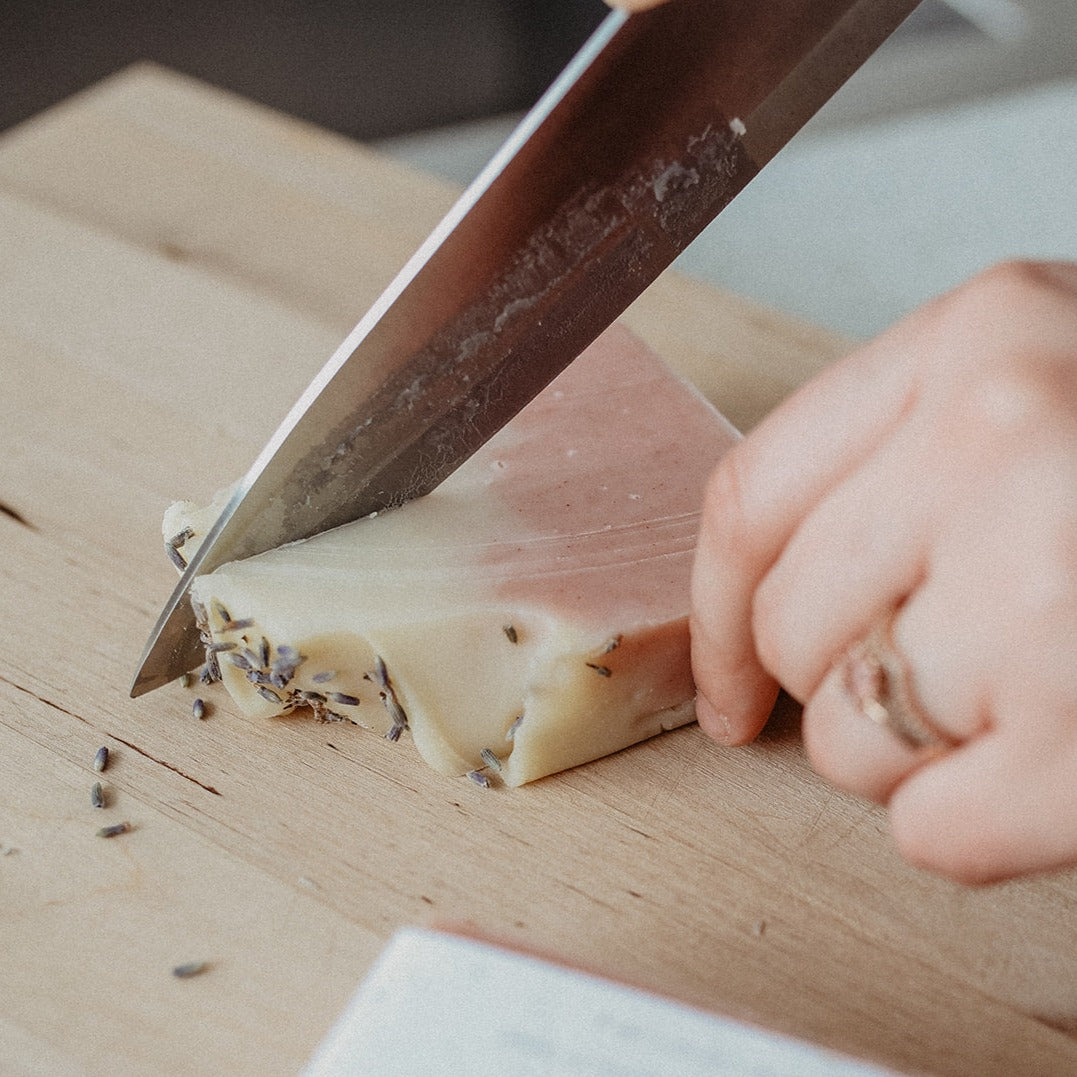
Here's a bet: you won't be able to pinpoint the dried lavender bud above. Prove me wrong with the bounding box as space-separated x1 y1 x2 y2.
172 961 209 979
372 656 389 690
327 692 360 707
97 822 130 838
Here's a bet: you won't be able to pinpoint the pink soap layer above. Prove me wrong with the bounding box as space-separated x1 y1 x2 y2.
447 322 740 625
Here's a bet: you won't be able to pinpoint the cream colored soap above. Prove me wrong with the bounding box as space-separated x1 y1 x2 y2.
166 324 739 786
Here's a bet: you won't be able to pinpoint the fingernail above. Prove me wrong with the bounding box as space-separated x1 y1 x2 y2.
694 693 732 744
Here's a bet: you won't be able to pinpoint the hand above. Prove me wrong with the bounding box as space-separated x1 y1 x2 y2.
690 261 1077 884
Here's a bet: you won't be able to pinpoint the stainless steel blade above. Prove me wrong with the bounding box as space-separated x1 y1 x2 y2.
132 0 920 696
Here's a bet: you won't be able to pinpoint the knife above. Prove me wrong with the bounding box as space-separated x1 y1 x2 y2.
132 0 920 696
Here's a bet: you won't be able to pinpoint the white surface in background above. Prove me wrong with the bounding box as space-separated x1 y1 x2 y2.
681 79 1077 336
302 928 900 1077
377 80 1077 338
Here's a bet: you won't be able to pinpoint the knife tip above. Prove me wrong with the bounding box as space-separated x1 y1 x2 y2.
130 594 204 699
129 669 170 698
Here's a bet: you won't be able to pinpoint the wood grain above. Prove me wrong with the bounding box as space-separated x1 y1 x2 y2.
0 64 1074 1076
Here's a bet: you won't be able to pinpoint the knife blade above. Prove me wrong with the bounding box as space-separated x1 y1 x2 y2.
132 0 920 696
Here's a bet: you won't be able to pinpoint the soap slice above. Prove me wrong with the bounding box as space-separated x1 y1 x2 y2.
165 324 739 786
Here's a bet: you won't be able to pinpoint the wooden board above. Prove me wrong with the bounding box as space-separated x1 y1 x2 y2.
0 63 1074 1076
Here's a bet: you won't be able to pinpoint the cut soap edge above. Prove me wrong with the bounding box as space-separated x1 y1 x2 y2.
161 323 739 786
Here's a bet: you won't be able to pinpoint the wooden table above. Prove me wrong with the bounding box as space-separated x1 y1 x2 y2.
1 65 1074 1076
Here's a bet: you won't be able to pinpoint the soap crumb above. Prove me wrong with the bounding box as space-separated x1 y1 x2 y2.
751 919 767 938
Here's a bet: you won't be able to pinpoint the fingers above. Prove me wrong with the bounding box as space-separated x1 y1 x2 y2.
888 511 1077 882
802 565 1077 882
802 659 933 803
693 259 1077 745
750 411 933 706
808 628 1077 884
691 302 925 743
750 346 1076 718
890 728 1077 884
691 259 1077 881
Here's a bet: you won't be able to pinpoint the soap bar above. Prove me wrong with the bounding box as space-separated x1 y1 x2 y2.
166 324 739 786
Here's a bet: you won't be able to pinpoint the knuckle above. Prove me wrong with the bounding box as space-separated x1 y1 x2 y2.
912 260 1077 396
982 257 1077 298
932 271 1077 443
928 260 1063 342
961 366 1044 444
957 362 1077 471
978 257 1052 291
965 258 1062 307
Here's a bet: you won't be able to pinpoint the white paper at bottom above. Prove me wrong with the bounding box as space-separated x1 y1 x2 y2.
302 928 900 1076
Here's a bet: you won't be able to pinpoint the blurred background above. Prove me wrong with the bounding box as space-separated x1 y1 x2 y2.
0 1 609 142
2 0 1075 336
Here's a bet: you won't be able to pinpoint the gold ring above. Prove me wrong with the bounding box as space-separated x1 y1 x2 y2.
841 620 954 751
